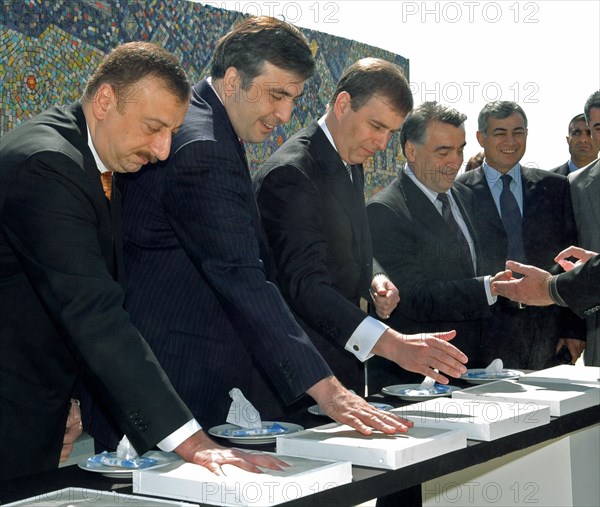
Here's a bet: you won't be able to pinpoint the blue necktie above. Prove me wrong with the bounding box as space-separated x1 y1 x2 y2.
500 174 527 263
436 193 474 274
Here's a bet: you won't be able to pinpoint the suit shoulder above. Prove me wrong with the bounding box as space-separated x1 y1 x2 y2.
569 159 599 184
524 167 568 188
170 98 218 155
0 105 86 170
367 178 399 206
254 126 316 182
455 167 483 187
549 163 569 175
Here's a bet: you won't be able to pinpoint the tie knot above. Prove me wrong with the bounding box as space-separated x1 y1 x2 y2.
501 174 513 188
436 192 450 205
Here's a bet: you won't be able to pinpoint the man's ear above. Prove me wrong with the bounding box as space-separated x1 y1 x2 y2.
404 140 417 163
332 91 352 119
222 67 242 97
476 130 486 148
91 83 115 120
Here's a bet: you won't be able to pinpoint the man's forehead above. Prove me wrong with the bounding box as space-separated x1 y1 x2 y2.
569 119 589 132
489 113 525 128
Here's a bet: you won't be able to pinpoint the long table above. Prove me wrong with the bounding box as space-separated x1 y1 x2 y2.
1 403 598 506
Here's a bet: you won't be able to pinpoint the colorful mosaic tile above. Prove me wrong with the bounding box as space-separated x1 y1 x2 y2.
0 0 409 195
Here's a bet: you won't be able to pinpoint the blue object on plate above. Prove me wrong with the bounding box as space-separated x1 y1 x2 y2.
87 451 159 469
223 422 288 437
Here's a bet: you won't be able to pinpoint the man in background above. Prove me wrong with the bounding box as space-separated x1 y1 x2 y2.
550 113 598 175
458 101 585 368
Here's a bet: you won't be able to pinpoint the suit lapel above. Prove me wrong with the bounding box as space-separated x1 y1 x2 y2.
309 124 371 281
401 172 475 276
72 103 124 285
520 167 544 248
400 172 448 235
469 168 505 234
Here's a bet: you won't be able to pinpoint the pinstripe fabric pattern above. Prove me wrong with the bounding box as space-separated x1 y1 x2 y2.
85 80 332 450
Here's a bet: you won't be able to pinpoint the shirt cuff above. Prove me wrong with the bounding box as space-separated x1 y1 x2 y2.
484 275 498 305
344 316 389 362
548 275 568 307
156 419 202 452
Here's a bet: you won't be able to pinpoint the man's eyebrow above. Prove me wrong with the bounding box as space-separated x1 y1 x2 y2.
433 141 467 152
270 86 304 99
370 119 397 131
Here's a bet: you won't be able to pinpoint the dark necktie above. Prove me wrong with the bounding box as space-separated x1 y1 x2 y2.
499 174 526 263
436 192 474 273
100 171 112 200
347 164 364 197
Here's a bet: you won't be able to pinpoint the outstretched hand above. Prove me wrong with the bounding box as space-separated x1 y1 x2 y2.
372 329 467 384
492 261 553 306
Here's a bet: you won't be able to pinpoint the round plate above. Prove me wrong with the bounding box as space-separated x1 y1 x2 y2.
381 384 457 401
308 401 394 417
78 450 180 478
208 421 303 445
460 369 524 384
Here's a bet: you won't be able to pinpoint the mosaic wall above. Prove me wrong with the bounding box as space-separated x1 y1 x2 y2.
0 0 409 197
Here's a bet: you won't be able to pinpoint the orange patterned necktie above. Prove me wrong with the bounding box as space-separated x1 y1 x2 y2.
100 171 112 200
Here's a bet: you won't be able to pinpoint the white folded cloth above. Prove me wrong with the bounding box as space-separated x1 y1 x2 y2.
226 388 262 429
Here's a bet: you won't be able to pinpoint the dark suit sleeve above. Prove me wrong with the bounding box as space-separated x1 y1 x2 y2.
556 255 600 318
367 200 492 322
161 141 332 403
553 181 588 339
255 164 368 346
1 152 193 454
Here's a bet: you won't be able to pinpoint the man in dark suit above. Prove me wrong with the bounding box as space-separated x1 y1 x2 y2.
457 101 586 369
366 102 511 390
567 91 600 365
550 113 598 175
254 59 468 403
0 42 283 481
494 246 600 320
85 18 413 454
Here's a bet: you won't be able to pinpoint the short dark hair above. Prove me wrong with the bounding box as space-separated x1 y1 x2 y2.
478 101 528 134
328 58 413 115
211 16 314 89
568 113 586 134
584 90 600 124
399 101 467 155
83 42 190 111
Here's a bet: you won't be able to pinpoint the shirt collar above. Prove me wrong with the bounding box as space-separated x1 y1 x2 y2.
318 115 349 165
403 163 447 205
482 159 522 188
206 76 224 105
86 124 109 174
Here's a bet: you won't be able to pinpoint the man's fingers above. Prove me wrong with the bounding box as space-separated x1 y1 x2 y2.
430 330 457 341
